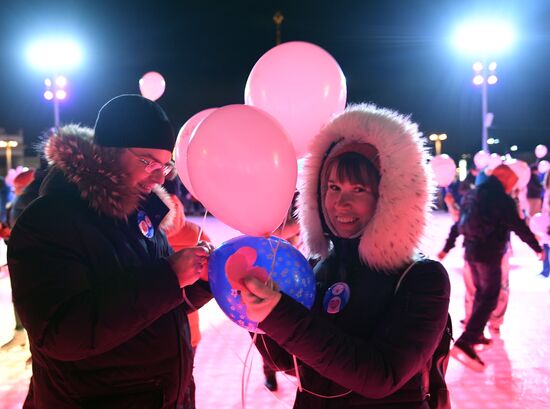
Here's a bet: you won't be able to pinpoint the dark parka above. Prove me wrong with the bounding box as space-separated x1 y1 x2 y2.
254 105 451 408
443 176 542 263
7 126 212 409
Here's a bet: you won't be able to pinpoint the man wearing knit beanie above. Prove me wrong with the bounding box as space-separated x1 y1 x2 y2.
7 95 213 408
450 163 543 372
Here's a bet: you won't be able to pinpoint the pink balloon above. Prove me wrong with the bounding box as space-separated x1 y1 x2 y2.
487 153 502 169
139 71 166 101
473 150 490 169
529 212 549 237
174 108 217 198
187 105 297 236
430 154 457 187
245 41 347 159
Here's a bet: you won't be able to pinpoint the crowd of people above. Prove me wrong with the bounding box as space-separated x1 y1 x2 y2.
0 94 547 409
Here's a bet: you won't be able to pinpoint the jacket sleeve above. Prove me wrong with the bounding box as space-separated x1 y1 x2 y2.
442 222 460 253
181 279 213 312
8 207 185 362
503 197 542 253
258 261 450 399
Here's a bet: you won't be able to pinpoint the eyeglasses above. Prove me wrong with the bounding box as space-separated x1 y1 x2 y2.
128 149 174 176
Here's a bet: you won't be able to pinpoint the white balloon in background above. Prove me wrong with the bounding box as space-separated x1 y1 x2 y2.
538 160 550 174
535 144 548 159
430 154 457 187
139 71 166 101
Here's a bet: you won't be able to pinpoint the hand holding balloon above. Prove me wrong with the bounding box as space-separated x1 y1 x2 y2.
225 247 268 291
208 235 315 332
240 276 282 322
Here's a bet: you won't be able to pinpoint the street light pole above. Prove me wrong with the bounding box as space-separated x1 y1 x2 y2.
273 11 284 45
452 20 515 153
43 76 67 128
481 74 488 152
0 140 19 170
53 97 60 128
429 133 447 156
473 61 497 153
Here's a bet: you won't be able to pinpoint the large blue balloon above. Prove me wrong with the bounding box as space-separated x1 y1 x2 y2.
208 235 316 332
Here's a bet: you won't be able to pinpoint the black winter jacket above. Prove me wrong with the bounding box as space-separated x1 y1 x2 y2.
255 239 450 409
7 128 211 409
455 176 541 263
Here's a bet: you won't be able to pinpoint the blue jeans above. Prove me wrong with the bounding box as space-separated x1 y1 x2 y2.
541 244 549 277
458 260 501 344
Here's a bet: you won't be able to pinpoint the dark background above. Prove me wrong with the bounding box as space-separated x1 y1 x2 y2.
0 0 549 160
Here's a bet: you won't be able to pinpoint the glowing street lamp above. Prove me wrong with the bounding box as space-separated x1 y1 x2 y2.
0 140 19 170
452 20 516 152
471 60 499 152
43 75 69 128
429 133 447 156
26 38 83 128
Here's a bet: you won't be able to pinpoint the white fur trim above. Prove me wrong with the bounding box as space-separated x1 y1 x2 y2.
154 185 177 231
297 103 436 272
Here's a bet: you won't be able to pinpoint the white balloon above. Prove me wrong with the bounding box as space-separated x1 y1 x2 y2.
430 154 457 187
538 160 550 174
535 144 548 159
139 71 166 101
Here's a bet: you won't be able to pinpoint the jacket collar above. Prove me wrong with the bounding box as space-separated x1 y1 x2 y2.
42 124 175 226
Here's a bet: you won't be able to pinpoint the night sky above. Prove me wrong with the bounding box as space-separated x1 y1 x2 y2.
0 0 549 161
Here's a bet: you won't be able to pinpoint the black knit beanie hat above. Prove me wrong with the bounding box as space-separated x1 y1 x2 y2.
94 94 175 151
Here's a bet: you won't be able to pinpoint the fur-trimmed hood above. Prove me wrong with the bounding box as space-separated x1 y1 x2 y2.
297 104 435 272
43 124 175 227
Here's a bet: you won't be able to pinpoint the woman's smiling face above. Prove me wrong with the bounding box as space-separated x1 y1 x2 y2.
323 152 379 238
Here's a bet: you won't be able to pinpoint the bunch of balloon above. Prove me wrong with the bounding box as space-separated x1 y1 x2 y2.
139 71 166 101
245 41 347 159
185 104 297 237
208 235 316 332
174 108 217 198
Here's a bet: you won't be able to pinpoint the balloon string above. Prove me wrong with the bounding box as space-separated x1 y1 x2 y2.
202 314 251 366
292 354 302 392
196 208 209 245
241 331 258 409
266 207 291 281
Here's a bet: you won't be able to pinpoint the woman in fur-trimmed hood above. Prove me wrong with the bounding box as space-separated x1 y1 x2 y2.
7 95 212 409
241 104 451 408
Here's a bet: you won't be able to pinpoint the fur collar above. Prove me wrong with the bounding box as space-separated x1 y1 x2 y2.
297 104 435 272
44 124 175 225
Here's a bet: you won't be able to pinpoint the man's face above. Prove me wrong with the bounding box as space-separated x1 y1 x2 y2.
120 148 172 194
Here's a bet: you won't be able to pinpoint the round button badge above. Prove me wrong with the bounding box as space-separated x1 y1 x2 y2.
323 282 351 314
